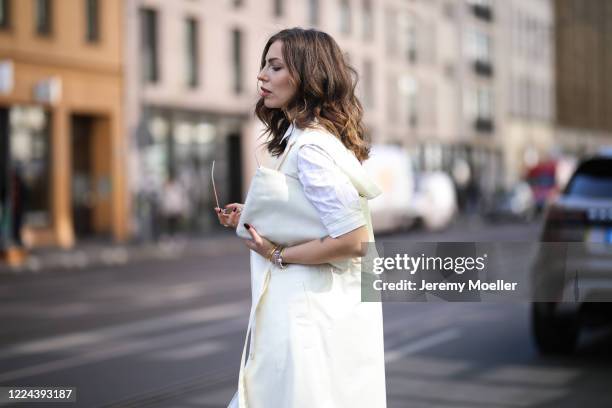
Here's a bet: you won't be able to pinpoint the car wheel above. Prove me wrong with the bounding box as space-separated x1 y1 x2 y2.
531 302 579 355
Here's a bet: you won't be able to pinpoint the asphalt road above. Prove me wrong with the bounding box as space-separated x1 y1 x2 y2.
1 218 611 408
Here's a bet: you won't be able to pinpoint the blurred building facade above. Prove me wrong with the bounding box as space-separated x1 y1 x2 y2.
498 0 555 184
0 0 564 248
401 0 555 197
125 0 549 235
124 0 253 240
0 0 128 249
554 0 612 152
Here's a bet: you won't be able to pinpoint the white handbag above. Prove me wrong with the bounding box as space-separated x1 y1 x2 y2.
236 139 328 246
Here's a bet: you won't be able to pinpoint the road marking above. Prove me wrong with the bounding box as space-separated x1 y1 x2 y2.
0 300 249 359
86 275 249 301
0 317 248 382
40 302 96 318
385 328 461 363
151 341 226 361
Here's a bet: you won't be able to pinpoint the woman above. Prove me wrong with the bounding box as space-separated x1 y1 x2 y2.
217 28 386 408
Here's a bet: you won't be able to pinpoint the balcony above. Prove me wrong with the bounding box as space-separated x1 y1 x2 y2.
471 4 493 22
473 60 493 77
474 118 494 133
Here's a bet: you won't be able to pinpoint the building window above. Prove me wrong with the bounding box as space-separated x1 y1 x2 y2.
35 0 52 36
308 0 319 26
9 106 53 228
468 30 491 63
467 29 493 75
140 8 159 83
85 0 99 42
144 110 219 233
362 0 373 41
397 12 417 63
363 59 374 108
385 8 397 57
339 0 351 35
185 18 199 88
387 73 398 123
399 75 418 128
468 0 493 22
472 87 494 132
406 19 417 63
232 29 243 94
0 0 10 29
443 1 455 19
477 87 493 119
273 0 283 17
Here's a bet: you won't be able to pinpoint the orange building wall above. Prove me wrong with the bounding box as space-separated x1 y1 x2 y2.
0 0 128 248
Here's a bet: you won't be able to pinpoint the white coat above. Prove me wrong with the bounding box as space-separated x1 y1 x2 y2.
228 126 387 408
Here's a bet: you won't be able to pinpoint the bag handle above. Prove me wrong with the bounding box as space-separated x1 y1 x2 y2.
274 139 297 171
253 125 297 171
252 142 294 170
254 143 265 168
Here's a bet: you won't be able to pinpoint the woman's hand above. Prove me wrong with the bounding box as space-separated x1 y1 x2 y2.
215 203 244 229
243 223 276 260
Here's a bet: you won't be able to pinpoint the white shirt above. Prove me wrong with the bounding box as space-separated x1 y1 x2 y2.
281 124 365 238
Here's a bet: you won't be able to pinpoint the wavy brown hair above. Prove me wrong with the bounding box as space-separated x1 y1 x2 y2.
255 28 370 162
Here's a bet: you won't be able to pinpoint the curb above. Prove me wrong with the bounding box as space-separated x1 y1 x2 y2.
0 233 246 276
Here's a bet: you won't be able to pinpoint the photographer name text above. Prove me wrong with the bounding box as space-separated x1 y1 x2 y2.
372 279 518 292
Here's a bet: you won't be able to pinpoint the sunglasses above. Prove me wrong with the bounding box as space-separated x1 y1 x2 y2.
211 160 232 215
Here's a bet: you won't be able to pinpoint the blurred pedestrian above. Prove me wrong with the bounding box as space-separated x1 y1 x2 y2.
161 176 187 238
219 28 386 407
452 158 470 213
10 164 27 247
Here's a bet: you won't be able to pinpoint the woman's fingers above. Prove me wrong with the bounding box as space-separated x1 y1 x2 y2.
215 208 234 227
212 203 242 228
245 224 262 245
224 203 244 214
241 225 275 259
214 208 223 223
228 211 241 225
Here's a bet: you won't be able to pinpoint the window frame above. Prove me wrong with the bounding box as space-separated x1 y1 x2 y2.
35 0 53 37
85 0 100 43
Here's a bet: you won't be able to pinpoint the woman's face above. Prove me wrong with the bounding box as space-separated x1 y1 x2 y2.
257 40 297 109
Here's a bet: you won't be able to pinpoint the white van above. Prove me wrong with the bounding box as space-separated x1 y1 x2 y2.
364 145 457 233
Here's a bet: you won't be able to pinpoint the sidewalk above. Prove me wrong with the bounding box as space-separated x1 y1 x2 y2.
0 231 246 275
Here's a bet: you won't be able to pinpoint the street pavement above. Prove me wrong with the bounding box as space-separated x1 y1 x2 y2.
0 217 611 407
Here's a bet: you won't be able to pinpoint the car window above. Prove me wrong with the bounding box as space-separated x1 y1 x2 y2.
565 159 612 199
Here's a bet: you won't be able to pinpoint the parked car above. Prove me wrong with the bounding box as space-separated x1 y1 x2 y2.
524 156 578 213
363 145 457 233
363 145 419 232
482 181 536 223
413 171 457 231
530 152 612 354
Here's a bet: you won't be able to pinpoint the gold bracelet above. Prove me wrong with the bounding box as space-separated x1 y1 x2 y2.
267 244 279 261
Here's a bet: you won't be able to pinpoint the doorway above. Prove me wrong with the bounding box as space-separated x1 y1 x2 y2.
71 114 112 239
227 133 243 203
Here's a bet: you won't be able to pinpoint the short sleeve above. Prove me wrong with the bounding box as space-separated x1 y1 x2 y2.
297 144 366 238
